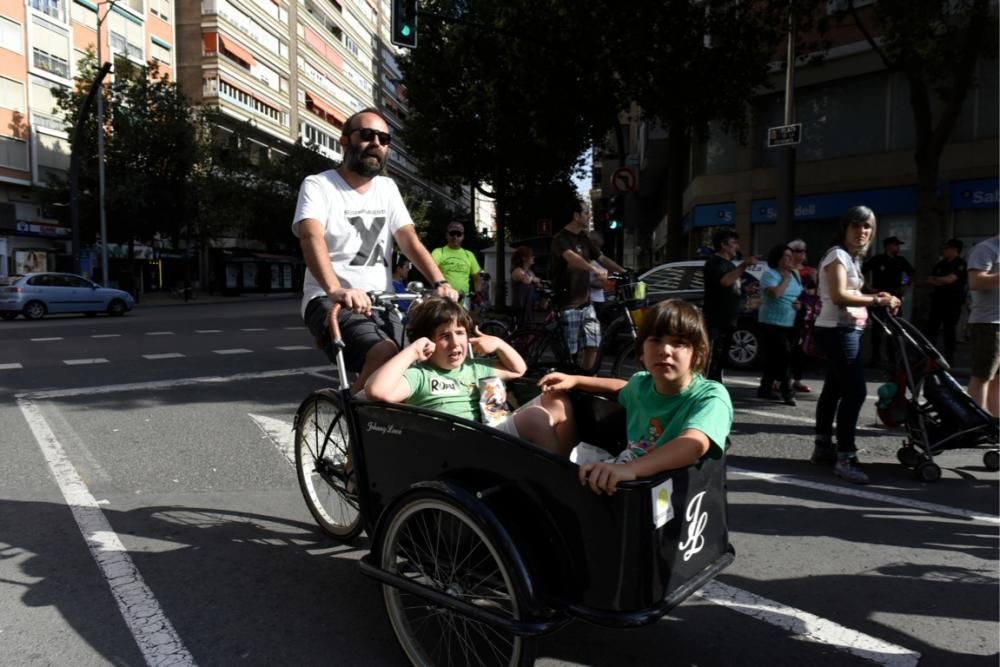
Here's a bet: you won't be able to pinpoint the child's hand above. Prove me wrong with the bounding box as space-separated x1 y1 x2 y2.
578 461 636 495
469 326 500 355
538 372 576 392
408 337 435 362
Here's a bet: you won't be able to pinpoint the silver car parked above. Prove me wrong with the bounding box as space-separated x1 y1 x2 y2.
0 272 135 320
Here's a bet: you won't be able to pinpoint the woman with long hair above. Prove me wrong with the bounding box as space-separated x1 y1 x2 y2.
510 245 541 325
811 206 900 483
756 244 803 406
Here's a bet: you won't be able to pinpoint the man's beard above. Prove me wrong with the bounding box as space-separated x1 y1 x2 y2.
345 145 385 177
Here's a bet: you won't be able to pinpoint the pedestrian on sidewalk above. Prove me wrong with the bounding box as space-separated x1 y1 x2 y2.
924 238 967 365
787 239 816 393
703 229 758 382
812 206 900 484
965 235 1000 416
862 236 913 368
756 244 802 406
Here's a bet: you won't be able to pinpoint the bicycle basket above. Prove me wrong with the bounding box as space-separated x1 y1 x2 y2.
618 281 649 327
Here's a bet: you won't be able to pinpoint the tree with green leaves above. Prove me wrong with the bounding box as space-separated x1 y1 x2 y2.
52 52 198 267
832 0 998 307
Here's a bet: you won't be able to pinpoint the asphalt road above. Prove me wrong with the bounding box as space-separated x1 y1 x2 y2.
1 299 997 666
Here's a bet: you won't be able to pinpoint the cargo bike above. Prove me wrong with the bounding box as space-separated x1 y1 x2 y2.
293 294 735 666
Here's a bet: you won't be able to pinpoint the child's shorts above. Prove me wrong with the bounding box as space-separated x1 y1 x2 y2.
492 394 542 439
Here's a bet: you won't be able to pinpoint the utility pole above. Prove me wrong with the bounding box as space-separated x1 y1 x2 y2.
776 5 797 240
95 0 119 285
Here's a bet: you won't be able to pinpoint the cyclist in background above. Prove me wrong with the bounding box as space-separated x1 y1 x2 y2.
432 222 482 310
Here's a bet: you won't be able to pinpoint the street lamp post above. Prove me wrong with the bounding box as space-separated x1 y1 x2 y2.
95 0 119 285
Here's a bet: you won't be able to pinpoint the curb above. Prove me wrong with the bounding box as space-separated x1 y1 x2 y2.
136 292 300 309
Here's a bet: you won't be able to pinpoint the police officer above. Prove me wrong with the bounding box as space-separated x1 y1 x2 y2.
863 236 914 367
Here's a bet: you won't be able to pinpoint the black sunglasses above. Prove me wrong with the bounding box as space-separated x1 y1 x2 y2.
349 127 392 146
448 230 464 237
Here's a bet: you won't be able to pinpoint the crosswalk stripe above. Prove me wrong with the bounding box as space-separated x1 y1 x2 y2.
195 329 222 333
213 348 252 355
0 362 23 370
63 358 109 365
143 353 185 360
241 328 267 332
90 334 121 339
31 337 63 342
146 331 174 336
276 345 312 351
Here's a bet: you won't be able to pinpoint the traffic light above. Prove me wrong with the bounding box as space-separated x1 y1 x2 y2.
391 0 418 48
607 196 624 230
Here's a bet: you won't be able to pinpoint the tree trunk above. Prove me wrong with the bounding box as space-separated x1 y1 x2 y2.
912 158 947 324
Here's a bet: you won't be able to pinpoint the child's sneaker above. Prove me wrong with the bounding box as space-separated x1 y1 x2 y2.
834 457 869 484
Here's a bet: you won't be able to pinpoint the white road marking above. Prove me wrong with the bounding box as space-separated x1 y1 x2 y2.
146 331 174 336
143 353 185 360
17 397 196 666
276 345 312 351
248 413 296 467
283 326 306 330
213 348 252 355
696 580 920 667
31 336 63 342
240 328 267 332
735 408 886 435
0 362 23 370
729 467 1000 524
17 366 332 400
63 358 109 366
91 334 121 338
195 329 222 334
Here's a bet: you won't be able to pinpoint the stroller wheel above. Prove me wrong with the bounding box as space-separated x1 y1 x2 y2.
915 461 942 483
896 447 921 469
983 451 999 472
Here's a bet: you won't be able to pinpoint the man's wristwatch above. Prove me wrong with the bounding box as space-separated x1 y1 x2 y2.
433 280 450 288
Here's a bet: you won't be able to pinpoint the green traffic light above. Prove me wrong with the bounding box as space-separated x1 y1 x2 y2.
401 25 412 36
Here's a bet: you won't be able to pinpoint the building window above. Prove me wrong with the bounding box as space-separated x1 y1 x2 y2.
30 0 67 23
150 0 171 21
0 77 25 114
0 136 29 170
151 38 171 66
108 11 144 62
70 1 97 27
0 17 23 54
31 76 65 131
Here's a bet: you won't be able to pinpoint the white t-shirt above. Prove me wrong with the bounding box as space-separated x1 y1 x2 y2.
292 169 413 317
816 247 868 330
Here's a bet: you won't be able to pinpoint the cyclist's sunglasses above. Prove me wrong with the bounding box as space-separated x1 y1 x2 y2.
349 127 392 146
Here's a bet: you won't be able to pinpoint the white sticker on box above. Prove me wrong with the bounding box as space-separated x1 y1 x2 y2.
651 478 674 528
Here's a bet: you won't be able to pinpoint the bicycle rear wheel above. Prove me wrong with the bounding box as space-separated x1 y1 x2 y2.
294 391 362 540
611 342 643 379
478 319 511 340
508 327 563 370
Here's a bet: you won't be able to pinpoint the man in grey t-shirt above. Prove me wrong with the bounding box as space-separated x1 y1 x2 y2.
966 235 1000 416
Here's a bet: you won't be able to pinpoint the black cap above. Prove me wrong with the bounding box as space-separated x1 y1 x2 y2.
943 238 963 251
883 236 903 247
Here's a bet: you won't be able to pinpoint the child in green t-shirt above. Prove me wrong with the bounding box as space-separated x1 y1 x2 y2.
365 297 575 454
539 299 732 495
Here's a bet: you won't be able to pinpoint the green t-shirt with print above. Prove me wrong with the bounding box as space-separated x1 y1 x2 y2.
403 358 497 421
431 246 482 293
617 372 732 459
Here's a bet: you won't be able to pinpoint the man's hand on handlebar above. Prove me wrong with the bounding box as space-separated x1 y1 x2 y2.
434 282 459 302
330 287 372 315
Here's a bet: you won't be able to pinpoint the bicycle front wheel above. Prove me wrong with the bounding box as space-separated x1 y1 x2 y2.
294 391 362 540
478 319 511 340
508 327 562 370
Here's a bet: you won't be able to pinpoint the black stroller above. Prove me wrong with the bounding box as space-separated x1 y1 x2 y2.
872 309 999 482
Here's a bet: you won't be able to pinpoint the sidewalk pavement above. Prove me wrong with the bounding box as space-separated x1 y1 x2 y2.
135 290 300 309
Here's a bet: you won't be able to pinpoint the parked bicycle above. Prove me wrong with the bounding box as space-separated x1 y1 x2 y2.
495 272 648 378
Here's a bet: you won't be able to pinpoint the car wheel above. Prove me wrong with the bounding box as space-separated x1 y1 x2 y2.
107 299 127 316
1 313 16 321
728 327 759 368
23 301 46 320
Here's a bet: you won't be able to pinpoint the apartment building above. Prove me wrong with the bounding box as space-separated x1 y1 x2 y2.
175 0 471 224
0 0 176 277
601 8 998 275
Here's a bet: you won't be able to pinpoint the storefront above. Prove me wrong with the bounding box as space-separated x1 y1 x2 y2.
950 177 999 250
211 248 301 295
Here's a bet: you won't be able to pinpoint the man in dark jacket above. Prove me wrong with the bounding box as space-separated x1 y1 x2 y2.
863 236 914 367
703 229 758 382
925 238 967 364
